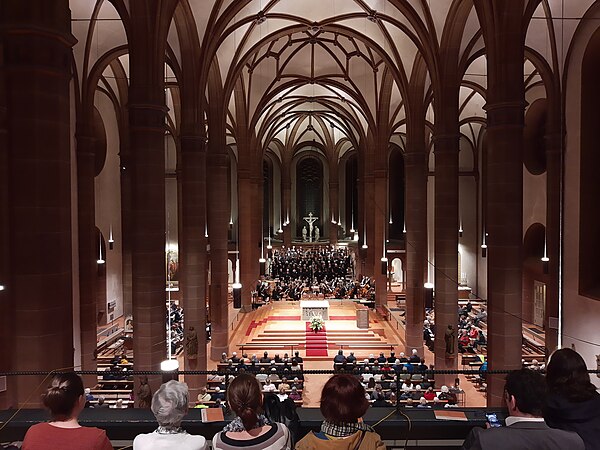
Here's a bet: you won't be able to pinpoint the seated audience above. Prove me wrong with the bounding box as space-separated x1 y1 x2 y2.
333 350 347 366
409 349 421 363
260 351 271 364
544 348 600 450
212 373 291 450
288 386 302 401
417 397 431 408
294 351 304 363
263 379 277 393
423 387 436 401
22 372 112 450
462 369 584 450
197 387 211 403
295 374 385 450
371 391 389 407
94 397 109 409
277 385 289 402
133 380 207 450
211 387 225 401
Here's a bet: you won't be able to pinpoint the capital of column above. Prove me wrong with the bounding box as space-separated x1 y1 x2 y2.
484 101 526 129
180 134 208 153
129 103 167 131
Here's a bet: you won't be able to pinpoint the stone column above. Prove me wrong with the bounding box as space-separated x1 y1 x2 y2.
0 39 10 409
282 180 292 247
544 133 561 354
373 171 387 307
251 173 263 277
363 174 375 277
433 135 459 386
120 151 133 318
1 0 75 406
404 151 427 357
180 134 208 399
129 103 167 381
75 131 98 377
238 169 254 312
207 151 230 359
329 180 339 245
485 101 524 405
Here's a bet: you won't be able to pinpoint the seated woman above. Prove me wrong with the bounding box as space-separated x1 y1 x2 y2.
544 348 600 450
212 373 291 450
22 372 112 450
133 380 206 450
295 374 385 450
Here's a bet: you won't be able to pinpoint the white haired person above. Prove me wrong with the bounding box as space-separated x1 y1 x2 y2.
133 380 207 450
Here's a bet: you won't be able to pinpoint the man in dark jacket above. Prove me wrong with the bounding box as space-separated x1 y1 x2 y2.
462 369 584 450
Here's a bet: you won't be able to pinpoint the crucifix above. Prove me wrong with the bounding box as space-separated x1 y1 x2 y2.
303 212 319 242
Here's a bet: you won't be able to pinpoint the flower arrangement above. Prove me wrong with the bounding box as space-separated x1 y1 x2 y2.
310 316 325 332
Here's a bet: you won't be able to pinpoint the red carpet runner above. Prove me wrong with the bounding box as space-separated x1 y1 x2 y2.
305 322 328 357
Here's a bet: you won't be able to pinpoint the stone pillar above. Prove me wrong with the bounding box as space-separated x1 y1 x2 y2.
544 133 561 354
75 131 98 377
363 174 375 277
251 174 263 277
238 169 254 312
180 134 208 399
282 180 292 247
433 135 459 386
207 151 230 359
404 151 427 357
120 151 133 318
1 0 75 406
129 103 167 381
485 101 524 405
329 181 339 245
373 171 387 307
0 39 10 409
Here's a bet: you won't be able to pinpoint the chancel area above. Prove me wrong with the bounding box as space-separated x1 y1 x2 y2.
2 0 600 426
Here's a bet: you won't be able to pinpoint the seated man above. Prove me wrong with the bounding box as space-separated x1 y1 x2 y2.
377 352 387 363
211 386 225 401
461 369 584 450
230 352 240 363
260 351 271 364
333 349 347 366
346 351 357 364
409 349 421 363
293 351 303 363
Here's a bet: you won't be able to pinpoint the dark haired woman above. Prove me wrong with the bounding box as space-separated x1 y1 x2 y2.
212 373 291 450
22 372 112 450
544 348 600 450
296 374 385 450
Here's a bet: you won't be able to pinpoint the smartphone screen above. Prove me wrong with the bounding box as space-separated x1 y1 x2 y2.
486 413 502 428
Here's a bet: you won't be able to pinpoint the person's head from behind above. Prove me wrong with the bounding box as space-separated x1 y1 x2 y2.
151 380 189 428
320 374 369 424
43 372 85 421
546 348 597 401
504 369 546 417
228 373 263 430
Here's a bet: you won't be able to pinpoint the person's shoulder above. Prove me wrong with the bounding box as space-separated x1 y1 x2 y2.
182 433 208 449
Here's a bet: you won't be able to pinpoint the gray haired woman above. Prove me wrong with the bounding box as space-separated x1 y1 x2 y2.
133 380 207 450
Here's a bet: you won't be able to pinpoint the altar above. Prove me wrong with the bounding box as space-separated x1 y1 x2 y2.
300 300 330 320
